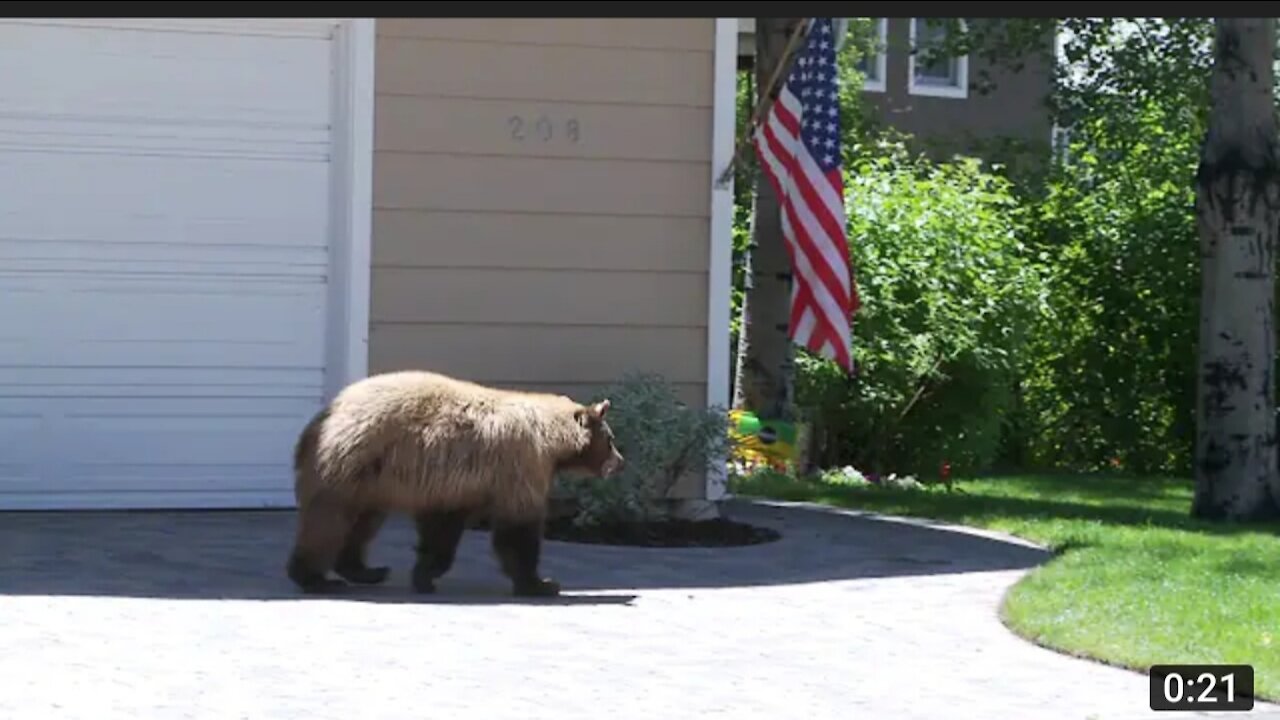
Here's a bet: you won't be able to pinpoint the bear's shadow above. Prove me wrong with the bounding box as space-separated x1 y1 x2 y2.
0 500 1052 603
310 581 639 607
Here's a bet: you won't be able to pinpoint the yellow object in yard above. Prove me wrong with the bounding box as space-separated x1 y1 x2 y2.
728 409 803 470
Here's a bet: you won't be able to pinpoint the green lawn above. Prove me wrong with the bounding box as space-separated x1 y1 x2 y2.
731 471 1279 701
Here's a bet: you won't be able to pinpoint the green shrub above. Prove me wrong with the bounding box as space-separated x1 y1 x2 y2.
796 139 1049 478
559 372 734 526
1015 19 1217 477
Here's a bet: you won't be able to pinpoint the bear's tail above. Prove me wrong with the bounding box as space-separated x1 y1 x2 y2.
293 406 331 475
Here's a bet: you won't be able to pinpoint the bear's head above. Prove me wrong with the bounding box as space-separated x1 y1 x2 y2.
561 399 625 479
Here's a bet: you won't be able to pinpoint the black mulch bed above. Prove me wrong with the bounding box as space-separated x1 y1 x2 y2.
541 516 782 548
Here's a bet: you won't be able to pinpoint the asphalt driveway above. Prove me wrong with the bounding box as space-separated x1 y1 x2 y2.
0 499 1273 720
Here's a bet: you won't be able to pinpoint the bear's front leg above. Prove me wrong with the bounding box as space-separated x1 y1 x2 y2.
491 519 560 597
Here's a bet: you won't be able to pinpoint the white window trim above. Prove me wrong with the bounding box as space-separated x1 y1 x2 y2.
862 18 888 93
907 17 969 100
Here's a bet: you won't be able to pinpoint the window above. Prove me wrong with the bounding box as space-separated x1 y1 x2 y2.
855 18 887 93
1051 124 1073 166
908 18 969 99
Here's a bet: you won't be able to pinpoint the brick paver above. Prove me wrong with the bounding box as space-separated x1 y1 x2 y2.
0 499 1273 720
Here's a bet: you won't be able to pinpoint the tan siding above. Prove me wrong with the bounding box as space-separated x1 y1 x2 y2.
392 380 710 413
370 324 707 384
378 18 715 52
377 36 712 107
369 19 716 504
373 267 708 327
374 153 708 218
375 94 712 163
372 210 709 273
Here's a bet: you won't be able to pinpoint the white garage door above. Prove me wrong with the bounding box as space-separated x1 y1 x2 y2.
0 19 345 509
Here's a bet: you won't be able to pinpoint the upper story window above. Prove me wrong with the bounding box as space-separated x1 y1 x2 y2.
855 18 888 93
908 18 969 99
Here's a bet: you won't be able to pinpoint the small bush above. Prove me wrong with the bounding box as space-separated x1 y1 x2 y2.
559 372 734 527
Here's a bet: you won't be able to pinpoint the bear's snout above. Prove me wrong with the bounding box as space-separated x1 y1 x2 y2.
601 450 625 478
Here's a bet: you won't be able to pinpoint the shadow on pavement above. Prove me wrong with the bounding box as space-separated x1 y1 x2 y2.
0 500 1051 603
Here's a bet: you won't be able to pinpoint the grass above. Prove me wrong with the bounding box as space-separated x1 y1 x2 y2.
731 470 1280 702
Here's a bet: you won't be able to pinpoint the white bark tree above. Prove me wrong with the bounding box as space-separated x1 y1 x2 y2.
1192 17 1280 521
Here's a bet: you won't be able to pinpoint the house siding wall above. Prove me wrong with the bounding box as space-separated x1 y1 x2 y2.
861 18 1055 157
368 19 716 413
737 18 1055 161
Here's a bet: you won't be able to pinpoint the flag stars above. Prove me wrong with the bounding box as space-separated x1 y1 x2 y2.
766 18 844 171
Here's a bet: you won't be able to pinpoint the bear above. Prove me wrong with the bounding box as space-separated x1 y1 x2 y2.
284 369 624 598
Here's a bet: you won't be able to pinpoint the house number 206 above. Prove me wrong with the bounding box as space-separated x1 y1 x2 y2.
508 114 581 144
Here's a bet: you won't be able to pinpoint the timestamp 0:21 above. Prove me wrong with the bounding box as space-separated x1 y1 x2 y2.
1149 664 1255 712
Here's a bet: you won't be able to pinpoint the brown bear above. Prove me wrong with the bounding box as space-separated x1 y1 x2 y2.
284 369 624 597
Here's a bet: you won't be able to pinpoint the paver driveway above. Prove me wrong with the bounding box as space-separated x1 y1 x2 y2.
1 499 1274 720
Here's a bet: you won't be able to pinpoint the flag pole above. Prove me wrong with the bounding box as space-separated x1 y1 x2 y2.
714 18 815 189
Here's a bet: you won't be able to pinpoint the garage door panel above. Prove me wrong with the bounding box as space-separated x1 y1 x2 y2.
0 282 327 366
0 414 42 462
1 368 325 398
0 116 331 159
0 20 338 509
69 413 299 458
0 21 334 126
39 396 323 417
0 153 331 240
0 243 330 277
0 398 316 496
55 283 327 365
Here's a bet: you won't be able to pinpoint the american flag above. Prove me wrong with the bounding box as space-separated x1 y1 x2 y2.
752 18 858 373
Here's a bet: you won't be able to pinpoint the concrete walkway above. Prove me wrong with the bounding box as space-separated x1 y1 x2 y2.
0 499 1274 720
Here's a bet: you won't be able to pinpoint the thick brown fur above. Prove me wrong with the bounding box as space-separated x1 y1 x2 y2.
285 370 623 597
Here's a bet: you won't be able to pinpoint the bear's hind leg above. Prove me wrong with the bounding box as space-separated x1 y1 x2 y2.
491 517 560 598
411 508 469 593
287 499 355 594
333 510 391 586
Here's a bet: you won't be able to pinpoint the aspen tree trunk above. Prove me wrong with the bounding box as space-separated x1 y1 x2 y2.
732 17 802 421
1192 17 1280 521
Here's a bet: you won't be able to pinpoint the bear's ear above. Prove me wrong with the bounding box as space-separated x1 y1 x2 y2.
591 399 611 418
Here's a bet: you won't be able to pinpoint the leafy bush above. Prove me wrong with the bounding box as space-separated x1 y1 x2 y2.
796 138 1049 478
1019 101 1203 476
1014 19 1216 477
559 372 733 526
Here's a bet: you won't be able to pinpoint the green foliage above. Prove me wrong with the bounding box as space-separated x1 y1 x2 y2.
863 18 1237 477
562 372 733 526
1015 19 1218 476
796 139 1049 477
728 17 1252 481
